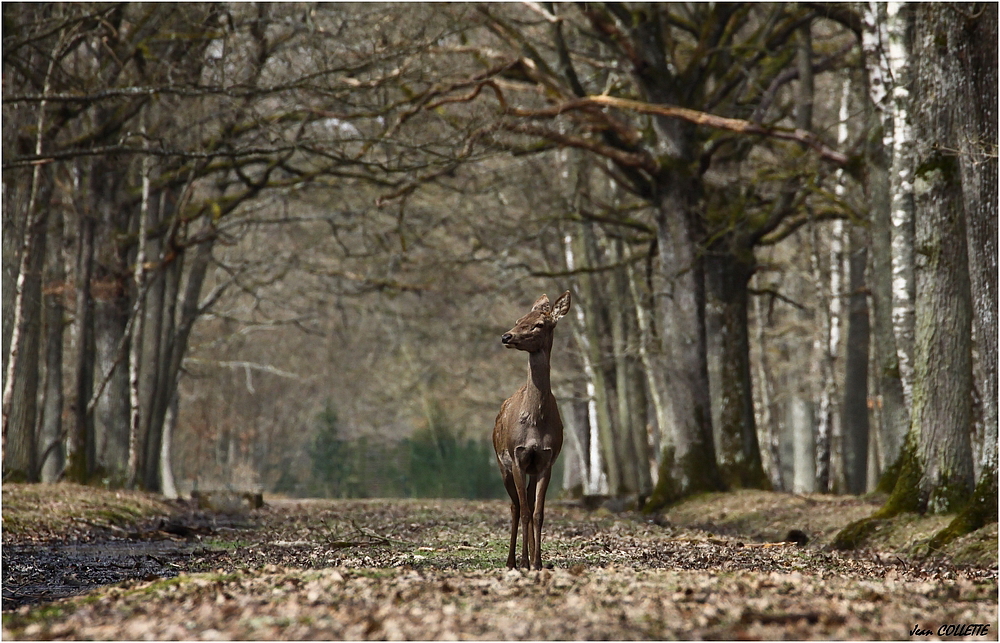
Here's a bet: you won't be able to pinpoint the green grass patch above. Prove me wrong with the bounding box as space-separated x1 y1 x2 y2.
2 602 73 634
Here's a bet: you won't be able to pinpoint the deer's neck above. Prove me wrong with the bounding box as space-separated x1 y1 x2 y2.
525 348 552 400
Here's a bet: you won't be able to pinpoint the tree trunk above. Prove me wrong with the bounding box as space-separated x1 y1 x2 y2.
2 173 24 388
888 3 975 514
2 46 56 461
752 284 783 491
790 395 816 493
93 289 131 481
131 192 167 487
89 151 133 482
834 3 990 550
129 111 151 491
140 250 181 492
144 234 213 492
565 225 617 495
160 381 179 499
626 350 652 496
888 4 917 407
3 192 47 480
608 237 646 495
841 223 870 495
39 209 66 482
558 398 588 496
626 253 668 490
952 2 997 484
930 2 998 545
645 181 724 510
66 205 96 483
860 2 910 483
609 262 637 494
705 247 768 490
811 74 851 493
810 215 843 493
580 225 622 494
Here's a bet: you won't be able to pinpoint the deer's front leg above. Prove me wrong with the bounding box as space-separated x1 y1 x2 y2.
531 467 552 570
512 467 535 569
501 471 519 569
525 475 538 567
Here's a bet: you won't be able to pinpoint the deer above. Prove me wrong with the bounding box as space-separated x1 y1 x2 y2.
493 290 571 570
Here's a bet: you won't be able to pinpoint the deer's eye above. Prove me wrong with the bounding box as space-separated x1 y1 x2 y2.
533 322 544 330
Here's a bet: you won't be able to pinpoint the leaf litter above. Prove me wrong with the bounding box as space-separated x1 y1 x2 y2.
2 485 996 640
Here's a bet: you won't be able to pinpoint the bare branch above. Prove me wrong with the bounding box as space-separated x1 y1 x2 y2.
584 95 851 167
502 122 656 172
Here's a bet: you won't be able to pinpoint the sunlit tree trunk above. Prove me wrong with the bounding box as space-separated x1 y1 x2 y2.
160 383 180 499
790 395 816 493
885 3 917 407
142 242 186 491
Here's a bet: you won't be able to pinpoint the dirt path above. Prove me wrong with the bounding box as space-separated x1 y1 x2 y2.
2 487 997 640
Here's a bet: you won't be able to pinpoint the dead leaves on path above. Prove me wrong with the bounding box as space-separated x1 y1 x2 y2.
8 563 997 640
4 497 997 640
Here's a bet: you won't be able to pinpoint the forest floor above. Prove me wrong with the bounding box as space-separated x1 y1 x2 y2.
2 483 997 640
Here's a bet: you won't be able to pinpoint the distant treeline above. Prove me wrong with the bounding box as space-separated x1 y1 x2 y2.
278 403 517 500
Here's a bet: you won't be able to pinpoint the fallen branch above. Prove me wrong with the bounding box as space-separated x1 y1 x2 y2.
350 520 418 547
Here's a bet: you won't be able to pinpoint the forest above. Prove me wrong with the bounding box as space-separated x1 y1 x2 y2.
2 2 997 553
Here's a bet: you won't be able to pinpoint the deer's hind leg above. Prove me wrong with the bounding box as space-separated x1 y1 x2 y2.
501 469 520 569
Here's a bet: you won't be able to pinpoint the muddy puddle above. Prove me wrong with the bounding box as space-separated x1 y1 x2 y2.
2 539 221 609
2 506 255 610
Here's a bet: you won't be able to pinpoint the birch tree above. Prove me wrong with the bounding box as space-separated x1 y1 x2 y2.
836 3 994 547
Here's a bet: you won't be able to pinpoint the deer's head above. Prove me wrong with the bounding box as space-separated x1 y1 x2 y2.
500 290 571 353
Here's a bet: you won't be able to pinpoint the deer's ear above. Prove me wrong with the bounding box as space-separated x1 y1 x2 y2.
530 294 551 313
551 290 571 321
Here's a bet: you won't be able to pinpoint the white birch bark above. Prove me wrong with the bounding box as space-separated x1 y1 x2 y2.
127 107 151 486
886 1 916 404
563 233 607 495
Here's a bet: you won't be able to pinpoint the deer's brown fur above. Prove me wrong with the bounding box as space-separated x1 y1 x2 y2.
493 291 571 570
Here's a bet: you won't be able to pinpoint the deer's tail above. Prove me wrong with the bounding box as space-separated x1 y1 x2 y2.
516 442 552 475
